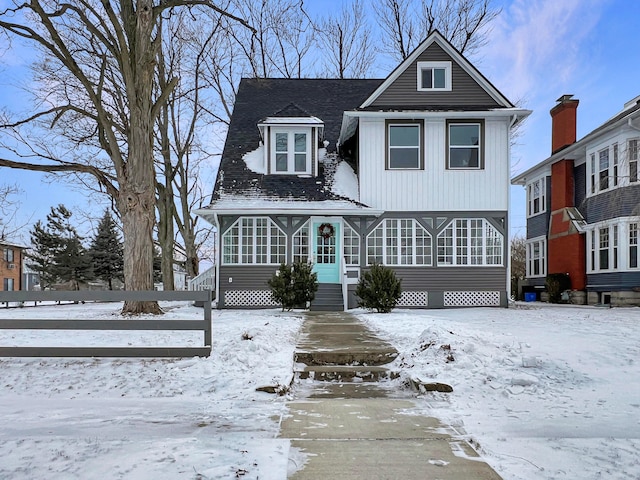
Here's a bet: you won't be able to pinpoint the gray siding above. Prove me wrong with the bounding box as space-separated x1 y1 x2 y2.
527 213 549 239
391 266 506 290
586 271 640 291
580 184 640 223
218 265 278 308
370 43 501 108
574 163 586 210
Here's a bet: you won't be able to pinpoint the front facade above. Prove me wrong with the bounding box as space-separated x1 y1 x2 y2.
513 95 640 306
196 31 529 310
1 240 25 291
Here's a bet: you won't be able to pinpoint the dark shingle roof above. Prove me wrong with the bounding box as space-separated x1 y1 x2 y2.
212 78 382 205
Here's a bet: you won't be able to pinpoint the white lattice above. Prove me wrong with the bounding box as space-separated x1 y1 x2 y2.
225 290 278 307
397 291 428 307
444 291 500 307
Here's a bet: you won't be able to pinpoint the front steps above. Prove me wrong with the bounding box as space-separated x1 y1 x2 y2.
293 312 399 390
309 284 343 311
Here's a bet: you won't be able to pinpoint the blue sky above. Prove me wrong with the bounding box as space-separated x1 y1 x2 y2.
1 0 639 243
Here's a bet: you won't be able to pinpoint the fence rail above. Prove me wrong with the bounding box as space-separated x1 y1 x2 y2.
0 290 212 358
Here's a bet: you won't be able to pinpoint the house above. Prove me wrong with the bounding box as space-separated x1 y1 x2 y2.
1 240 25 291
512 95 640 306
195 31 530 310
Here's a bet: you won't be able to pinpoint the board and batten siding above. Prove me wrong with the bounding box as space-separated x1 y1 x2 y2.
359 118 509 211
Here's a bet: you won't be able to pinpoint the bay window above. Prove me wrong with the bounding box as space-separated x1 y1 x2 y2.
525 237 547 278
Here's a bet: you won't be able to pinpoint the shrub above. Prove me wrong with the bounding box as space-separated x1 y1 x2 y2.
355 263 402 313
268 262 318 311
545 273 571 303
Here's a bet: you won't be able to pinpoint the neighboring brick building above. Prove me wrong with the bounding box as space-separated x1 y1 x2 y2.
512 95 640 306
1 240 25 291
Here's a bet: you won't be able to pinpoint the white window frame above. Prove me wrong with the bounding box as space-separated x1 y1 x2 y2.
526 176 546 217
387 122 423 170
366 218 432 266
292 221 310 263
222 217 286 265
587 143 629 196
525 236 547 278
587 222 622 273
628 138 639 184
447 122 482 170
436 218 503 266
270 127 312 175
343 222 360 266
630 222 638 269
416 61 452 91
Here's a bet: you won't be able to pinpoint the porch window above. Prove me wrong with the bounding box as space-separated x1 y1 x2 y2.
343 223 360 266
223 217 286 265
292 222 310 263
366 218 431 266
437 218 503 266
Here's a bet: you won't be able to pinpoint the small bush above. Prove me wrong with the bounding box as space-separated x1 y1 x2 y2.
268 262 318 311
545 273 571 303
355 263 402 313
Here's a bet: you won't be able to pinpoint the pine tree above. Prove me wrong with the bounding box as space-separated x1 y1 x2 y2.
26 220 59 290
89 209 124 290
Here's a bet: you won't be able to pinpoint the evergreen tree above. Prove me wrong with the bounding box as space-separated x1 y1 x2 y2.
89 209 124 290
26 220 58 290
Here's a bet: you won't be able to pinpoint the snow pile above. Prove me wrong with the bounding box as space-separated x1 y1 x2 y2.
357 304 640 480
330 161 359 201
242 145 266 174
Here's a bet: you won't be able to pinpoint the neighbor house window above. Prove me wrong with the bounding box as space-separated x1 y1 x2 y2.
527 177 546 217
343 223 360 266
417 61 451 91
437 218 503 266
629 139 638 183
590 153 596 194
613 143 619 187
448 122 482 169
386 121 423 169
271 128 311 174
366 218 431 266
630 223 638 269
3 248 14 262
3 278 14 291
223 217 286 265
599 148 610 191
589 224 621 272
526 237 547 278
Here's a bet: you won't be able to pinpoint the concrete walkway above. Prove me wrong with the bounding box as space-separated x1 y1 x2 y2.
279 312 502 480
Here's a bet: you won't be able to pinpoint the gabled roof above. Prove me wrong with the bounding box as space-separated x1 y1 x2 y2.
206 78 382 211
512 97 640 185
0 239 27 249
360 30 515 110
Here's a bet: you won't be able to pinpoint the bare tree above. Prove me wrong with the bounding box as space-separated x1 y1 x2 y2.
373 0 500 60
0 1 251 313
314 0 375 79
510 235 526 300
0 183 21 240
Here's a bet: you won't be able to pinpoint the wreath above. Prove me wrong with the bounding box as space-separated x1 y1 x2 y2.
318 223 335 240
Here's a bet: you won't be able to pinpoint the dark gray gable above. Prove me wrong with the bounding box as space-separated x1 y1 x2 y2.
368 42 501 110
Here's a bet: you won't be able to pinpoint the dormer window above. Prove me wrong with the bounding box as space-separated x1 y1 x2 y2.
258 114 323 176
417 61 451 91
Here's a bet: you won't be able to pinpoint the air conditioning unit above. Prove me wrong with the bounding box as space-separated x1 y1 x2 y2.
7 263 15 269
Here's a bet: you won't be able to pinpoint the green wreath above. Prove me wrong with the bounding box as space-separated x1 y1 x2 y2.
318 223 335 240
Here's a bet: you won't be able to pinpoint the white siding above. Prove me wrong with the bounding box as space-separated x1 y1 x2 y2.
359 117 509 211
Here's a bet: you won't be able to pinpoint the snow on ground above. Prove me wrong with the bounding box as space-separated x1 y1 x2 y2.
0 302 303 480
356 303 640 480
1 302 639 479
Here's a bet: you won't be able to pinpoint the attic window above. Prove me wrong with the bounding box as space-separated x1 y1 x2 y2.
270 127 312 175
417 61 451 91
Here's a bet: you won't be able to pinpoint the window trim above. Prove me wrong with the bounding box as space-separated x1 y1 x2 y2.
416 61 452 91
385 120 424 170
446 120 484 170
629 138 639 184
525 236 547 278
526 176 547 218
269 127 312 175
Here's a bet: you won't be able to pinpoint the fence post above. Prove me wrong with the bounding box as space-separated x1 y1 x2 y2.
203 289 212 347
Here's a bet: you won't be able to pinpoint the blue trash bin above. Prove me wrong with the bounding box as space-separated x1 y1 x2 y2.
524 292 536 302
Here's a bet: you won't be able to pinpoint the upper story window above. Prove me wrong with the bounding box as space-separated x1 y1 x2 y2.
3 248 14 263
629 139 638 183
417 61 452 91
447 121 482 169
526 177 546 217
272 128 311 175
386 121 423 169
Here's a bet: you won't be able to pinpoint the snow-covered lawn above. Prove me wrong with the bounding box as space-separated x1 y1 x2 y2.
0 301 638 479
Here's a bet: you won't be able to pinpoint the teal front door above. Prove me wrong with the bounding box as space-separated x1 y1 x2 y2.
312 221 341 283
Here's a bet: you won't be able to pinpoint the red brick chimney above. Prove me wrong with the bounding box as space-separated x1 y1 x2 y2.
550 95 579 154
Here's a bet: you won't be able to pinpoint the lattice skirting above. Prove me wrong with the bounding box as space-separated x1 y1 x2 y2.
444 291 501 307
224 290 278 307
397 291 428 307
